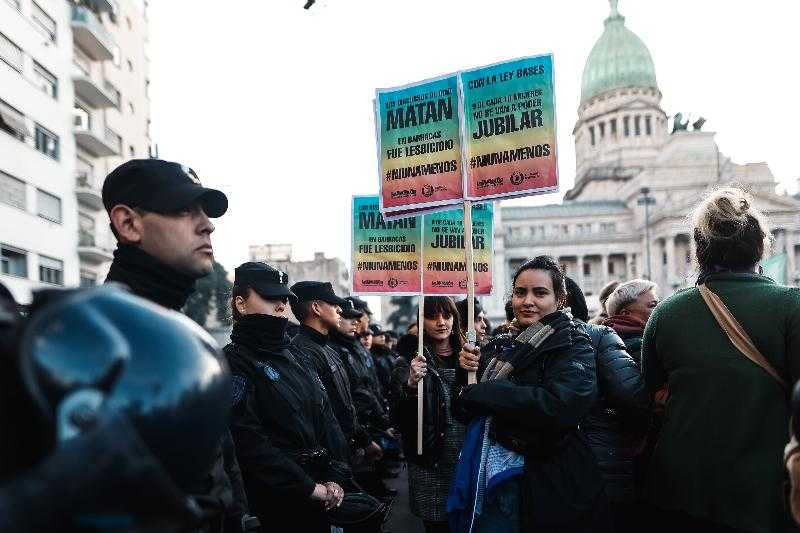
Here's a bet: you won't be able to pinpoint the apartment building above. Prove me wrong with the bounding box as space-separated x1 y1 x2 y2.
0 0 150 303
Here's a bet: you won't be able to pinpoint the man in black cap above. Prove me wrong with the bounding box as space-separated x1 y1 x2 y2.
288 283 372 463
225 263 348 532
102 159 251 532
369 323 396 399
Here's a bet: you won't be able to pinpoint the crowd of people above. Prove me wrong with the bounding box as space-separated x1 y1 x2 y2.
2 158 800 533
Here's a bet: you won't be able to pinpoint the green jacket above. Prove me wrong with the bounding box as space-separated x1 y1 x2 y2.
642 272 800 533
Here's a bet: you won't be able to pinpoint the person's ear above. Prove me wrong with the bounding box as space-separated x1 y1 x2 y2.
234 295 247 315
109 205 144 244
311 300 323 318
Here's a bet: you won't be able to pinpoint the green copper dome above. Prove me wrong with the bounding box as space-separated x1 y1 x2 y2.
580 0 658 103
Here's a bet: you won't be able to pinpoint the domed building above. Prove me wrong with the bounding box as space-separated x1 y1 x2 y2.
484 0 800 320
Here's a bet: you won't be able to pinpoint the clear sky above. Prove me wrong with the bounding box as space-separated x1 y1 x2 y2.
148 0 800 280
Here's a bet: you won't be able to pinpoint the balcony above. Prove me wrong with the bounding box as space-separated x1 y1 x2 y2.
71 5 115 61
74 116 119 157
78 230 113 264
75 171 103 210
73 68 115 109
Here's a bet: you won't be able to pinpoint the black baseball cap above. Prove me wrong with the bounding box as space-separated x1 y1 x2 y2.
291 281 348 307
346 296 372 316
103 159 228 218
234 262 296 301
369 323 385 336
340 300 364 320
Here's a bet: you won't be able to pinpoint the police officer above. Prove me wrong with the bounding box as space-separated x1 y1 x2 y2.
225 263 346 533
369 324 396 398
289 282 374 461
101 159 251 532
328 302 389 460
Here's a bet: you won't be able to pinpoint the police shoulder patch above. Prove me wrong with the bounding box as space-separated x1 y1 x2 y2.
263 363 281 382
232 374 247 406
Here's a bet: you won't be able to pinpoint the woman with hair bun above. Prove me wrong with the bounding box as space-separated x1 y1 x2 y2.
642 187 800 532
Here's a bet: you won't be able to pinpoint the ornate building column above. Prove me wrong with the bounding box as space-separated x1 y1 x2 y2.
576 255 585 289
601 254 610 286
787 232 797 284
665 235 676 290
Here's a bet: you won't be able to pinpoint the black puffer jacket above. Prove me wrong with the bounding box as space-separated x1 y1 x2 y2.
453 312 609 530
578 322 649 504
389 340 460 468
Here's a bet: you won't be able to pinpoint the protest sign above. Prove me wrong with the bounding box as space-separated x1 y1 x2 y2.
459 54 558 201
422 203 493 295
351 196 422 295
375 75 465 215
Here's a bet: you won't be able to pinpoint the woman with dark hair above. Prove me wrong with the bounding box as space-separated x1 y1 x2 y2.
391 296 466 532
642 187 800 532
451 256 606 532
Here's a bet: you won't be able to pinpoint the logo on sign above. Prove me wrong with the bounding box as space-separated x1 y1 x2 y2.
421 184 448 197
459 279 469 289
509 170 540 186
432 280 454 288
363 279 384 286
391 189 417 199
388 278 399 288
477 177 503 189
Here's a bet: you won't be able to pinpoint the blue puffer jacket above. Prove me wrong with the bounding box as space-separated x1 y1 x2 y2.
578 322 649 504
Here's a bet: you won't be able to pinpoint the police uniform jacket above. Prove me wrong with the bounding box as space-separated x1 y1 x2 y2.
328 331 391 434
290 326 370 452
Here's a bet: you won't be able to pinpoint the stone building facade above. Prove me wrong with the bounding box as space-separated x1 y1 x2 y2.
482 1 800 323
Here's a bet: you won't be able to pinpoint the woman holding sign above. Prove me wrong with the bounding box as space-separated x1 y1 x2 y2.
449 256 608 533
390 296 466 533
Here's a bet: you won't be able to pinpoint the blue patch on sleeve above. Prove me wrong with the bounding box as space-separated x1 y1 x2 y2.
232 374 247 406
263 364 280 382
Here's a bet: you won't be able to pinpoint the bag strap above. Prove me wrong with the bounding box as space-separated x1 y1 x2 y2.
698 284 787 391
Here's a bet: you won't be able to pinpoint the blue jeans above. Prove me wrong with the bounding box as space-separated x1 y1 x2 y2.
473 477 522 533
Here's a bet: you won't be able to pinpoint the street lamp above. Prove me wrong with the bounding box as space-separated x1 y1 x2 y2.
637 187 656 280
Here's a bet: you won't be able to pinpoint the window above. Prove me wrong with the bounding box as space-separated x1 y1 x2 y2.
610 118 617 137
0 171 25 210
583 262 591 277
608 261 615 275
562 224 569 235
598 121 605 139
104 80 121 108
589 125 595 146
623 116 630 137
34 124 59 160
33 62 58 99
31 2 56 43
105 127 122 154
36 189 61 223
80 270 97 287
635 115 641 136
0 31 23 72
38 255 63 285
645 115 652 135
73 102 92 130
1 244 27 278
0 99 28 140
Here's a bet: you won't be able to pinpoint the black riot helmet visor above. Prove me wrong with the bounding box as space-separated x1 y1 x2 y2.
18 285 231 490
